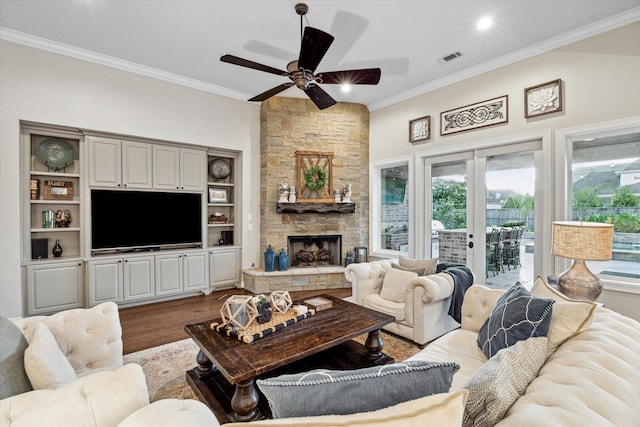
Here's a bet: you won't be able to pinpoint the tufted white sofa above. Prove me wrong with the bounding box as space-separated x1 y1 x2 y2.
0 302 151 427
136 281 640 426
344 259 461 345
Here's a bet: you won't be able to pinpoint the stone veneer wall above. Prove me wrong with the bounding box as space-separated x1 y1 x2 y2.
259 97 370 267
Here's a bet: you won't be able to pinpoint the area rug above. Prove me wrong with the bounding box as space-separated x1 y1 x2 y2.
124 331 422 402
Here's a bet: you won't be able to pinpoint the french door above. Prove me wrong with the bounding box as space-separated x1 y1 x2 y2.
422 141 544 286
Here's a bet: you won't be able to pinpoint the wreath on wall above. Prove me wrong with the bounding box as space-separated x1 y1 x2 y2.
304 165 328 192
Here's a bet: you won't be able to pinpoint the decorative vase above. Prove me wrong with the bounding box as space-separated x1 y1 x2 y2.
264 245 276 272
278 248 289 271
345 250 354 267
52 239 63 257
288 186 296 203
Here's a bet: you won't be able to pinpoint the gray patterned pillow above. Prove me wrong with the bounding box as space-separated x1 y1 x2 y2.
463 337 548 427
257 360 459 418
0 316 33 398
477 283 554 359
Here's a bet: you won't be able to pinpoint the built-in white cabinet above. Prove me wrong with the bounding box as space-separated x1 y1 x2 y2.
123 256 155 301
88 137 153 189
22 123 240 315
153 145 206 191
209 247 241 288
89 137 204 191
87 258 124 305
26 261 84 315
155 251 208 296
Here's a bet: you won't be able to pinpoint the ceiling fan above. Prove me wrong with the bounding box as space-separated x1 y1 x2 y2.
220 3 381 110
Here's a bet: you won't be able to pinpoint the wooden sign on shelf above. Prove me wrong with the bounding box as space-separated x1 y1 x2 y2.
44 180 73 200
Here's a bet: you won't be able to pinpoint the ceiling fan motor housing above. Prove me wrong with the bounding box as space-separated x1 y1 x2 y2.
287 60 312 89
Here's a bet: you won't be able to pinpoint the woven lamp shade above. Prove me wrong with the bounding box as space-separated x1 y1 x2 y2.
552 221 614 261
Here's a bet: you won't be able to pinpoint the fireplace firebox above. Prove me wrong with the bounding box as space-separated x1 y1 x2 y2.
287 235 342 267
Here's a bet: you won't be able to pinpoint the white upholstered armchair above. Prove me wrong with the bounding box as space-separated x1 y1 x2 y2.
1 302 150 427
345 259 462 345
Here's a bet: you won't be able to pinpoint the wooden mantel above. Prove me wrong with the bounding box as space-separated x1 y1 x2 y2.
276 202 356 214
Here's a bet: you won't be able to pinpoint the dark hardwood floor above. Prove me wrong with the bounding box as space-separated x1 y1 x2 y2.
119 288 352 354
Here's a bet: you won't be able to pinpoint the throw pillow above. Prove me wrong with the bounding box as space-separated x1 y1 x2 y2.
256 360 460 418
234 389 468 427
398 255 438 275
0 316 33 399
380 268 418 303
531 276 596 358
24 322 77 389
463 337 548 427
477 282 554 359
391 263 426 276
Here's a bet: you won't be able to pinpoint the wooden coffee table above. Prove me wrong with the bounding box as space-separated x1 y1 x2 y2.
184 294 395 423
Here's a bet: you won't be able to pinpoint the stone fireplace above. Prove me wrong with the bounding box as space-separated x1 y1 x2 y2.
243 97 370 293
288 235 342 267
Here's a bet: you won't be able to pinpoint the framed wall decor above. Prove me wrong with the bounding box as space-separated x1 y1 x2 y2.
409 115 431 143
524 79 563 118
440 95 508 136
208 186 229 203
296 151 334 203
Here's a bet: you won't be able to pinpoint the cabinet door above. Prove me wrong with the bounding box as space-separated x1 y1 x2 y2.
26 262 83 315
209 248 240 287
89 137 122 187
123 256 154 301
183 251 208 292
122 141 152 189
153 145 180 190
155 254 183 296
180 149 206 191
87 259 124 305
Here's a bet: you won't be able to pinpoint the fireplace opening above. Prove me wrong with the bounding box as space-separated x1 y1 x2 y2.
287 235 342 267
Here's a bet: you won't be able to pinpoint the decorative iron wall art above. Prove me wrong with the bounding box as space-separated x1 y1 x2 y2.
440 95 508 136
524 79 563 118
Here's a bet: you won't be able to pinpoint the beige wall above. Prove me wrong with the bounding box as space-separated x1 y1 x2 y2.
0 41 261 318
369 22 640 318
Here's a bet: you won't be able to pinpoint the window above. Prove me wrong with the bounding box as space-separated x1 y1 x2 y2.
371 160 410 256
570 133 640 281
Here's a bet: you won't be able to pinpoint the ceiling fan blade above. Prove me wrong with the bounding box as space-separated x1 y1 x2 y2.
297 27 334 73
248 83 293 102
220 54 287 76
304 84 337 110
319 68 381 85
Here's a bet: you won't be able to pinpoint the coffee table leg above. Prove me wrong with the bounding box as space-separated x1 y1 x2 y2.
229 379 260 422
195 349 216 377
365 329 384 360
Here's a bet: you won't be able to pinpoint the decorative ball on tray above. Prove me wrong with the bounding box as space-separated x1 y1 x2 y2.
54 210 72 228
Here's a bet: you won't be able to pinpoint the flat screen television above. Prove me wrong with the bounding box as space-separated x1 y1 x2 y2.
91 189 202 254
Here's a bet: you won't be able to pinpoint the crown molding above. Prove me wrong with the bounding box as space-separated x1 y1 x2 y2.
0 27 250 102
2 6 639 111
368 7 640 111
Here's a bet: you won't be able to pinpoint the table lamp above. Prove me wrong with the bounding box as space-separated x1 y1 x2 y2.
552 221 614 301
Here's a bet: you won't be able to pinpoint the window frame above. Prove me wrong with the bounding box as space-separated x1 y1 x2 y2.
555 116 640 294
370 156 413 259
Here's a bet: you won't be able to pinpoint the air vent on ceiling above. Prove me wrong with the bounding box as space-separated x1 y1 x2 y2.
439 51 462 64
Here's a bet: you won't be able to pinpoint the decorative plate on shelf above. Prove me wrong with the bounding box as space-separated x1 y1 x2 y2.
209 158 230 179
35 138 75 170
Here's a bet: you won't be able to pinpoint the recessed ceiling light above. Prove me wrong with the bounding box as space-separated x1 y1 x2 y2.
477 16 493 31
341 84 351 93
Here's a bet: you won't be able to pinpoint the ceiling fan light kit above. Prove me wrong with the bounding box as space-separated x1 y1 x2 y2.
220 3 381 110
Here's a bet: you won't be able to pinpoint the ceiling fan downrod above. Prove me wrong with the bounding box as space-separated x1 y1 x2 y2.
295 3 308 40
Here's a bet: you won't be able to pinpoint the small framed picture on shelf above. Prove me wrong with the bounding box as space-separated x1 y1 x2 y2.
44 180 73 200
208 186 229 203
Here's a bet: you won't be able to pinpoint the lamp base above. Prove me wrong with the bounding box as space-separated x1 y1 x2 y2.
557 259 602 302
